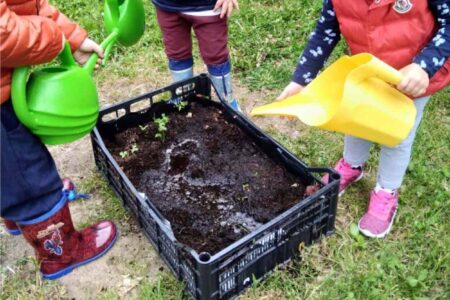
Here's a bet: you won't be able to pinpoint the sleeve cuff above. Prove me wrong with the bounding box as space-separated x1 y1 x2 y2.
413 57 436 78
67 27 88 52
291 72 308 86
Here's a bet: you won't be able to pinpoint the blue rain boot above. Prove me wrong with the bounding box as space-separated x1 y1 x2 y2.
209 73 241 112
170 66 194 83
169 66 194 105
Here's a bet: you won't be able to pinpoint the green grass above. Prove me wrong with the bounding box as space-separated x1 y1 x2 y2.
0 256 66 299
77 172 130 224
138 273 185 300
3 0 448 299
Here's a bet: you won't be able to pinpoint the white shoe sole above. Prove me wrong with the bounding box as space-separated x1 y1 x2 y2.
358 205 398 238
338 172 364 197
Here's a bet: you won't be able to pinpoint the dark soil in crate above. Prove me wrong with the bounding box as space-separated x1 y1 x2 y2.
105 102 308 254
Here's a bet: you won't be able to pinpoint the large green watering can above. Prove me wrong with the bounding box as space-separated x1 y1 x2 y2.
11 0 145 145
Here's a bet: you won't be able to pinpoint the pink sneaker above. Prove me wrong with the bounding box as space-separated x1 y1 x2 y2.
322 158 363 196
358 189 398 238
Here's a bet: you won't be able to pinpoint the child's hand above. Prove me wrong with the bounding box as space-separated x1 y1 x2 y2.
276 82 304 120
277 82 304 100
73 38 104 69
397 63 429 98
214 0 239 18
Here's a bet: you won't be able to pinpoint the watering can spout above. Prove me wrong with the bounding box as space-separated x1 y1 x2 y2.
251 97 300 118
251 93 331 126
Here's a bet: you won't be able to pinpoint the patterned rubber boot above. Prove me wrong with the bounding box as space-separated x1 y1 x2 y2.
18 196 118 279
3 219 21 236
2 178 89 236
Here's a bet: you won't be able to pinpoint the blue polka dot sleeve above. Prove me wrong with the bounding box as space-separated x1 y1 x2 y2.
292 0 340 86
413 0 450 78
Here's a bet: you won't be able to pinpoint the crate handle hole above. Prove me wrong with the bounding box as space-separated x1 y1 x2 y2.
330 173 341 181
101 109 126 123
199 252 211 262
152 91 172 103
130 99 151 113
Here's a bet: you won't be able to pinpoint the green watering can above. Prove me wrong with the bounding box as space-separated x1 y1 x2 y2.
11 0 145 145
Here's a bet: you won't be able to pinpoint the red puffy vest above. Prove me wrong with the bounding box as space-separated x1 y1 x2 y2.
331 0 450 95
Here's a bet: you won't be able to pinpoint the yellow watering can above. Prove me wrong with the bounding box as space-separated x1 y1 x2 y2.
251 53 417 147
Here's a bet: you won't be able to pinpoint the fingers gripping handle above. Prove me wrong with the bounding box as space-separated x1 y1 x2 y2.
84 30 119 75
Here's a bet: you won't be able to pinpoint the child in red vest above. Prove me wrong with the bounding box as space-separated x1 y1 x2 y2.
152 0 240 110
278 0 450 238
1 0 117 279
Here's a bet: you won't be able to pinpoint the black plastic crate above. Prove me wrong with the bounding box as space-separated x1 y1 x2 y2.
91 74 340 300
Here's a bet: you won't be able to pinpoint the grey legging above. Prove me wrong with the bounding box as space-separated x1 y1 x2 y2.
343 96 430 190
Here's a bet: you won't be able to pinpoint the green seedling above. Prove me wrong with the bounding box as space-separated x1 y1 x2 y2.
131 143 139 154
174 101 188 111
238 196 249 203
154 114 170 142
139 124 148 132
119 151 129 158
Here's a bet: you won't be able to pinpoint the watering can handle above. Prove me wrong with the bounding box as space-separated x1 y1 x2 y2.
372 64 403 86
363 55 403 86
349 54 403 87
84 30 119 75
11 67 35 129
59 42 77 67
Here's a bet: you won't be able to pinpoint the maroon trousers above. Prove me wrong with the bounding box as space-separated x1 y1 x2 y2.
156 7 229 66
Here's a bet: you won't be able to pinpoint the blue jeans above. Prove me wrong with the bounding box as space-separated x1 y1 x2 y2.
343 96 430 190
1 101 62 222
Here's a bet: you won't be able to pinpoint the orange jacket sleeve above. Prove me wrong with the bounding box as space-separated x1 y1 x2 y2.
37 0 87 52
0 1 64 67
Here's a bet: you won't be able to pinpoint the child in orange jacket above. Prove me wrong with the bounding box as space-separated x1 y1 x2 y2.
0 0 117 279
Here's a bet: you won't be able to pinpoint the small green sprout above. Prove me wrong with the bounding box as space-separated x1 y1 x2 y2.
139 124 148 132
238 196 249 203
154 114 170 142
119 151 129 158
174 101 188 111
131 143 139 154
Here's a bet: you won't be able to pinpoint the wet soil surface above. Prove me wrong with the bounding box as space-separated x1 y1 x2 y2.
105 101 307 254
